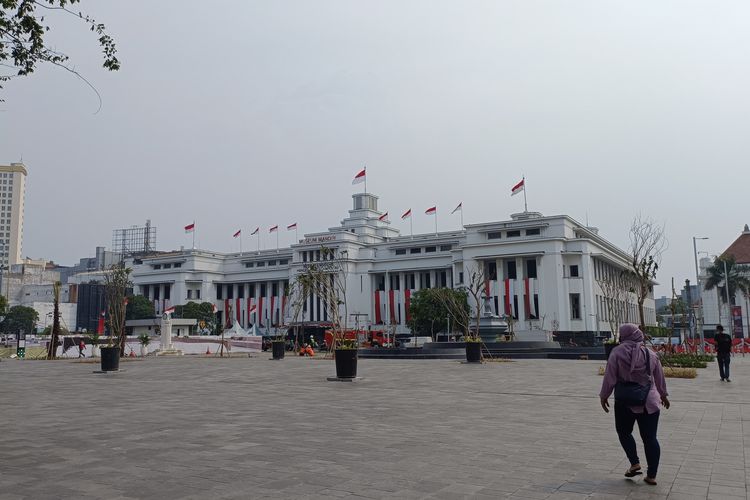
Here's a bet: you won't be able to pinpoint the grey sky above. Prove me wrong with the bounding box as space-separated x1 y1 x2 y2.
1 1 748 296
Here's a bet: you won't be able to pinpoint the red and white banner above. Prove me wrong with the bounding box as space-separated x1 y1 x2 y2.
378 212 389 221
250 227 259 235
511 179 525 196
352 168 366 185
269 225 278 233
233 229 241 238
287 223 297 231
184 222 195 233
425 206 437 215
401 209 412 220
164 306 175 314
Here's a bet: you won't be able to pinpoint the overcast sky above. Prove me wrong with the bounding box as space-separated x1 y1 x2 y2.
1 1 749 296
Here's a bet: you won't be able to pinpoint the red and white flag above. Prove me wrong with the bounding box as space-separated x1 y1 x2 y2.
269 225 278 233
511 178 525 196
248 304 257 314
233 229 241 238
164 306 175 314
212 303 218 314
287 223 297 231
401 209 412 220
425 206 437 215
451 202 462 214
184 222 195 233
352 168 366 185
378 212 389 222
250 227 259 235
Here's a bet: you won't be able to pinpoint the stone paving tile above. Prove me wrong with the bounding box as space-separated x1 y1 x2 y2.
1 355 749 499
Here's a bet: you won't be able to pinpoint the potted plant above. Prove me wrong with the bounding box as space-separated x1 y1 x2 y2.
101 263 132 372
138 333 150 357
292 247 356 378
271 336 285 360
435 265 482 363
86 331 101 357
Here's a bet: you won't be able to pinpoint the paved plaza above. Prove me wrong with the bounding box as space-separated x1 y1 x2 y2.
1 355 749 499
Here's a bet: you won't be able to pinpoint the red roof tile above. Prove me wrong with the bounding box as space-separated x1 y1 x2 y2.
723 226 750 264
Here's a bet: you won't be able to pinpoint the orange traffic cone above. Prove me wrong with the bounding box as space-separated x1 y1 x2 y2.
205 346 211 355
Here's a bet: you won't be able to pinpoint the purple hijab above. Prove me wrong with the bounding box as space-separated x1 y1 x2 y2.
617 323 650 384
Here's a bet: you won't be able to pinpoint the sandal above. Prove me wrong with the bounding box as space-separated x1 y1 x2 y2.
644 477 657 485
624 465 642 477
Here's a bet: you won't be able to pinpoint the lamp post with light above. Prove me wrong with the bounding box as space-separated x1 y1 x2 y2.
693 236 709 353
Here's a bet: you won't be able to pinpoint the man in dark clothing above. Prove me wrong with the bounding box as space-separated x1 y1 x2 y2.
714 325 733 382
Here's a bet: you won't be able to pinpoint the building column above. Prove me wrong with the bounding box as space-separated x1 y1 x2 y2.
516 257 526 328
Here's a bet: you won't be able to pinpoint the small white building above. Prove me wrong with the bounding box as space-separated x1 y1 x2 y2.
125 318 197 338
129 192 654 338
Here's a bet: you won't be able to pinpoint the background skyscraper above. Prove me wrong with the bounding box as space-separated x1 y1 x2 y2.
0 162 27 267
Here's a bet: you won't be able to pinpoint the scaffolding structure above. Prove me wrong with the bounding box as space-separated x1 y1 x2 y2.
112 220 157 260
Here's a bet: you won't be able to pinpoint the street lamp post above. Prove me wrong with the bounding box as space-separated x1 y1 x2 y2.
693 236 709 353
723 258 731 332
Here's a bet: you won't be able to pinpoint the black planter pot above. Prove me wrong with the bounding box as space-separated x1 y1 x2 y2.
334 348 358 379
465 341 482 363
271 341 286 360
100 346 120 372
604 343 619 360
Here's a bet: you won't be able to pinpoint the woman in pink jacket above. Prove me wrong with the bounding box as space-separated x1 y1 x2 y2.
600 324 670 485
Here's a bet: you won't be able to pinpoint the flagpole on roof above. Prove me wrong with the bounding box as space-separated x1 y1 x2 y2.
435 209 438 236
460 208 464 229
276 229 279 253
192 221 196 250
410 216 413 240
523 175 528 213
240 231 243 256
257 230 260 254
364 165 367 195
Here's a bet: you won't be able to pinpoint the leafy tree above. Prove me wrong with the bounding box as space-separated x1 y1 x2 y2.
0 0 119 100
41 324 69 336
103 263 131 352
174 301 216 332
1 305 39 335
408 288 469 339
126 294 155 320
704 255 750 305
0 294 7 315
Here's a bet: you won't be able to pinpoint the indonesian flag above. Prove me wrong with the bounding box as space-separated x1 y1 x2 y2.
233 229 241 238
425 206 437 215
269 225 278 233
451 202 462 214
511 178 525 196
287 223 297 231
250 227 259 235
352 168 366 185
184 222 195 233
378 212 389 222
164 306 175 315
212 303 218 314
248 304 257 314
401 209 412 220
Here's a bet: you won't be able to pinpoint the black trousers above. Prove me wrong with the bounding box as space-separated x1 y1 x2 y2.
717 354 731 380
615 402 660 478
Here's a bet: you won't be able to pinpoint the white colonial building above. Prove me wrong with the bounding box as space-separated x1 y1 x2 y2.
129 192 655 337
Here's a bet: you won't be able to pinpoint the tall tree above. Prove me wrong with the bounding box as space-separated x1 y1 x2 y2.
703 255 750 305
407 288 468 340
46 281 61 359
0 0 119 101
629 215 667 328
1 305 38 335
103 263 131 355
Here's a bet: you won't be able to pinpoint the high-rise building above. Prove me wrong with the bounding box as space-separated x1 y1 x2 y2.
0 162 27 268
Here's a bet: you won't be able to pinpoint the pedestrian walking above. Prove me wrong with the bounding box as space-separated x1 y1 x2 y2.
78 339 86 358
714 325 732 382
600 323 670 486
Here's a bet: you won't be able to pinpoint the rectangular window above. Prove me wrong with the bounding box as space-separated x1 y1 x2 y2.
526 259 537 279
153 264 161 270
408 273 416 289
153 287 160 300
410 248 422 254
390 274 400 290
245 262 254 268
195 289 201 300
570 293 581 320
440 245 452 251
163 263 172 269
526 228 541 236
142 285 149 298
302 251 308 262
227 286 234 299
187 289 192 299
488 262 497 280
440 270 447 287
570 265 579 278
507 230 521 238
487 232 502 240
260 283 267 296
272 283 278 296
395 248 407 255
164 285 171 300
425 246 436 253
267 260 277 266
256 261 265 267
174 263 182 268
377 275 385 292
238 286 244 299
506 261 517 280
279 259 289 265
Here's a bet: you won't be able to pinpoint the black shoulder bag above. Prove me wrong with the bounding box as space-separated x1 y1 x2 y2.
614 347 652 406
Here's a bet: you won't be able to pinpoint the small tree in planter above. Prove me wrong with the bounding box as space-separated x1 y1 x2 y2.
86 331 101 357
293 247 354 377
434 268 479 362
102 263 132 371
138 333 150 357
